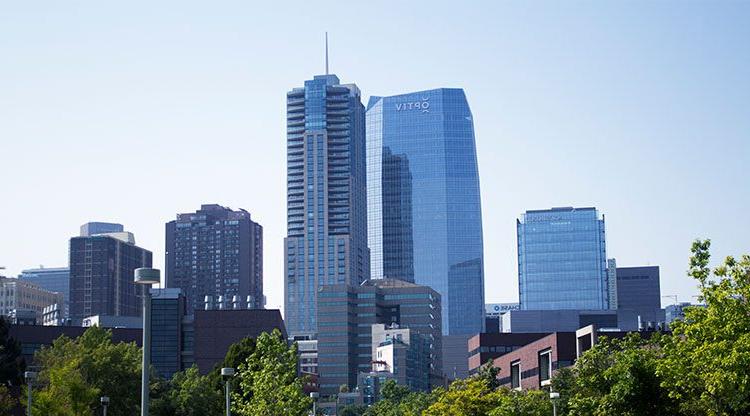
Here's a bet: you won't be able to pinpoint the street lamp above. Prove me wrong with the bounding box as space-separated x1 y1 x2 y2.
134 268 160 416
221 367 235 416
549 391 560 416
24 371 37 416
310 392 319 415
100 396 110 416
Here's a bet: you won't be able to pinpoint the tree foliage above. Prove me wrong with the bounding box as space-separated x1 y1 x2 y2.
365 379 435 416
232 329 311 416
151 365 223 416
0 316 25 387
552 334 676 416
33 326 141 416
657 239 750 416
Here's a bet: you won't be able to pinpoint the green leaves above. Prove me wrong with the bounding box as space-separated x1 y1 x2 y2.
232 329 312 416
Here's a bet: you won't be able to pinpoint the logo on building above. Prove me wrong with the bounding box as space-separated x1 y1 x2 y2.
396 97 430 113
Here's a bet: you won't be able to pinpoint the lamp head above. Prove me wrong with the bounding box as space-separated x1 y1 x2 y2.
221 367 236 377
134 268 160 285
24 371 37 381
550 392 560 399
310 392 319 399
101 396 110 405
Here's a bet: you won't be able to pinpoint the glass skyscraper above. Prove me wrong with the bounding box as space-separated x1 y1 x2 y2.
367 88 485 336
517 207 608 310
284 74 370 337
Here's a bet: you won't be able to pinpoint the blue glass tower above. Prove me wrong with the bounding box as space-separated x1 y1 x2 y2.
517 207 608 310
367 88 485 335
284 74 370 337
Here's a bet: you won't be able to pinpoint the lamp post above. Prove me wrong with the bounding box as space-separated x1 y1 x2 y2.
24 371 37 416
100 396 110 416
134 268 160 416
549 391 560 416
310 392 319 415
221 367 235 416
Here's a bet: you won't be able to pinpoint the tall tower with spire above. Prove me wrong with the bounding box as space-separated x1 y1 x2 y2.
283 43 370 337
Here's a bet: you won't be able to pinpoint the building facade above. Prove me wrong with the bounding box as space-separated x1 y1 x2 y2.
284 74 370 337
18 267 70 317
150 288 188 378
80 222 124 237
316 279 442 396
69 226 152 320
517 207 608 311
367 88 485 336
371 325 431 392
615 266 663 322
0 277 64 321
166 204 264 314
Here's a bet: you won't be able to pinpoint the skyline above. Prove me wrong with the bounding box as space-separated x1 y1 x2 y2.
1 1 749 311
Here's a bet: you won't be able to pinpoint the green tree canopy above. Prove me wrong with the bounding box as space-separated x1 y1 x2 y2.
32 326 141 416
657 239 750 416
232 329 311 416
0 316 25 387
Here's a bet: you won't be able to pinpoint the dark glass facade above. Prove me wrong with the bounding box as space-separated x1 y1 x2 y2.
367 88 484 335
69 232 152 320
517 207 608 310
165 204 263 314
316 279 442 396
150 288 186 379
285 74 370 337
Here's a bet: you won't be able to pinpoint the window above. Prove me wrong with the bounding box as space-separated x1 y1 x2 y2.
539 349 552 386
511 361 521 389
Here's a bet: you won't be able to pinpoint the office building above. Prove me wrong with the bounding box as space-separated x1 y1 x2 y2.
18 267 70 317
80 221 124 237
42 303 65 326
284 74 370 337
316 278 441 396
69 225 152 320
485 303 520 333
369 324 431 392
517 207 608 311
616 265 664 324
166 204 264 314
193 308 286 373
0 276 64 320
150 288 188 378
467 332 549 374
367 88 485 336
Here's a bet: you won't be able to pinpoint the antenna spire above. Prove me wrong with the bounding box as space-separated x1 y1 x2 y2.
325 32 329 75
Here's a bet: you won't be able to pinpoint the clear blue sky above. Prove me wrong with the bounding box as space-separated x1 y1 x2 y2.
1 1 748 311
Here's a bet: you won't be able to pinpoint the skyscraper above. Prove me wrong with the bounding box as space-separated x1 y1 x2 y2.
367 88 485 336
165 204 263 314
69 225 152 320
19 267 70 317
80 222 124 237
284 74 370 337
517 207 608 310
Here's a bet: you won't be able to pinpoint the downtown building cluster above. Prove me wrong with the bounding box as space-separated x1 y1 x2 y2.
0 68 693 413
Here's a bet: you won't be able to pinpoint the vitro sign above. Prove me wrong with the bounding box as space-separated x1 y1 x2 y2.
395 97 430 113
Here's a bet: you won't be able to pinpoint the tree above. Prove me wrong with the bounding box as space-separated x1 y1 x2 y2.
657 240 750 416
340 403 368 416
0 316 25 387
165 366 223 416
423 377 502 416
232 329 311 416
473 360 501 390
365 379 434 416
33 326 141 416
558 334 676 416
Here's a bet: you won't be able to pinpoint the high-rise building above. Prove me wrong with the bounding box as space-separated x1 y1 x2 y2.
615 266 664 324
80 222 124 237
517 207 608 310
284 74 370 337
165 204 264 314
0 276 64 320
316 278 442 396
367 88 485 336
150 288 188 379
18 267 70 317
69 225 152 320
